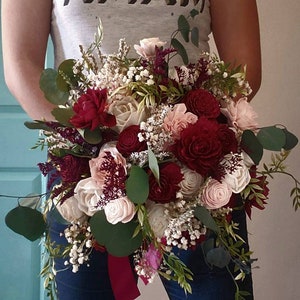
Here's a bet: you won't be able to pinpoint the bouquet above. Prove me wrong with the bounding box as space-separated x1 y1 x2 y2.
5 14 299 300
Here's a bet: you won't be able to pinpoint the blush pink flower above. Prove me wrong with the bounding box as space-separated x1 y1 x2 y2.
163 103 198 140
134 38 166 60
201 178 232 210
221 97 258 131
104 196 136 224
89 143 127 186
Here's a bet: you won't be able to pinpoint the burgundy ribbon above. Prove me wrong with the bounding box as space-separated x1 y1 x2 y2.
108 254 140 300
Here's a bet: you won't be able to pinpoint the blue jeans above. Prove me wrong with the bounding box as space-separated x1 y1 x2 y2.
48 210 115 300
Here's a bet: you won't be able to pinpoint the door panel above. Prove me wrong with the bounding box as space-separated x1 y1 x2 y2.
0 10 48 299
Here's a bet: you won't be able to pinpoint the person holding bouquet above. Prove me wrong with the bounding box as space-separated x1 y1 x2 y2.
2 0 261 299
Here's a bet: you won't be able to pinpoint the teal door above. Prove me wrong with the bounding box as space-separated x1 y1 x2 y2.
0 15 48 300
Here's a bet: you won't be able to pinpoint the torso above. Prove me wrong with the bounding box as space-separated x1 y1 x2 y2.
51 0 212 67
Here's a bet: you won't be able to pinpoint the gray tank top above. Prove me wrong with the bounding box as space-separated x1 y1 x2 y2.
51 0 211 68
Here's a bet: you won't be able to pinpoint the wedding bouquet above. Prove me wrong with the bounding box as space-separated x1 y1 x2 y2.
5 14 299 300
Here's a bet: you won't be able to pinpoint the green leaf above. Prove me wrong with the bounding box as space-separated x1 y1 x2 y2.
148 148 160 182
24 121 53 131
90 211 143 257
56 59 77 92
206 247 231 268
282 128 298 150
193 206 219 233
257 126 286 151
79 128 103 145
51 107 74 126
241 130 263 165
5 206 46 241
171 38 189 65
125 166 149 204
40 69 69 105
177 15 190 42
191 27 199 47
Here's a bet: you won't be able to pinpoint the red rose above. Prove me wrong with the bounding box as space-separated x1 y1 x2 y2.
148 162 183 204
59 155 90 183
183 89 220 119
116 125 147 157
171 117 224 177
70 88 116 130
217 124 238 154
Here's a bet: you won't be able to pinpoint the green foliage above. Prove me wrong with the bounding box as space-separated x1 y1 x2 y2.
160 252 193 294
148 147 160 182
258 150 300 210
257 126 286 151
56 59 78 92
51 107 74 126
90 210 143 257
5 205 46 241
126 166 149 204
40 69 69 105
194 205 219 233
241 130 263 165
79 127 103 145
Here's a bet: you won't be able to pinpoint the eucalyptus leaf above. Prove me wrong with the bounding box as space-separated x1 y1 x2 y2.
24 121 53 132
5 206 46 241
282 128 298 150
257 126 286 151
56 59 77 92
80 128 103 145
125 166 149 204
177 15 190 42
51 107 74 126
171 38 189 65
206 247 231 268
241 130 263 165
148 148 160 182
90 211 143 257
40 69 69 105
194 206 219 233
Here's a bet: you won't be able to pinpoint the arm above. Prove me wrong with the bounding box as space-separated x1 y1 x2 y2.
210 0 262 100
1 0 55 120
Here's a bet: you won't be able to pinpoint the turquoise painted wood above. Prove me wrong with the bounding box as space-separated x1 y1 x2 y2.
0 14 51 299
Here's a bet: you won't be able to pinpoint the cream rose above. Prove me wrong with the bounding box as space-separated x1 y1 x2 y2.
221 153 251 193
221 97 258 131
146 201 169 238
89 143 127 185
134 38 167 60
55 196 88 223
108 96 147 133
179 166 204 198
104 196 136 224
74 177 102 216
201 178 232 210
163 103 198 140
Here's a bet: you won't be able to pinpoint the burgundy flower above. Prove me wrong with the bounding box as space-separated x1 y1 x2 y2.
245 169 269 218
59 155 90 183
70 88 116 131
148 162 183 204
217 124 238 154
116 125 147 157
183 89 220 119
171 117 224 177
